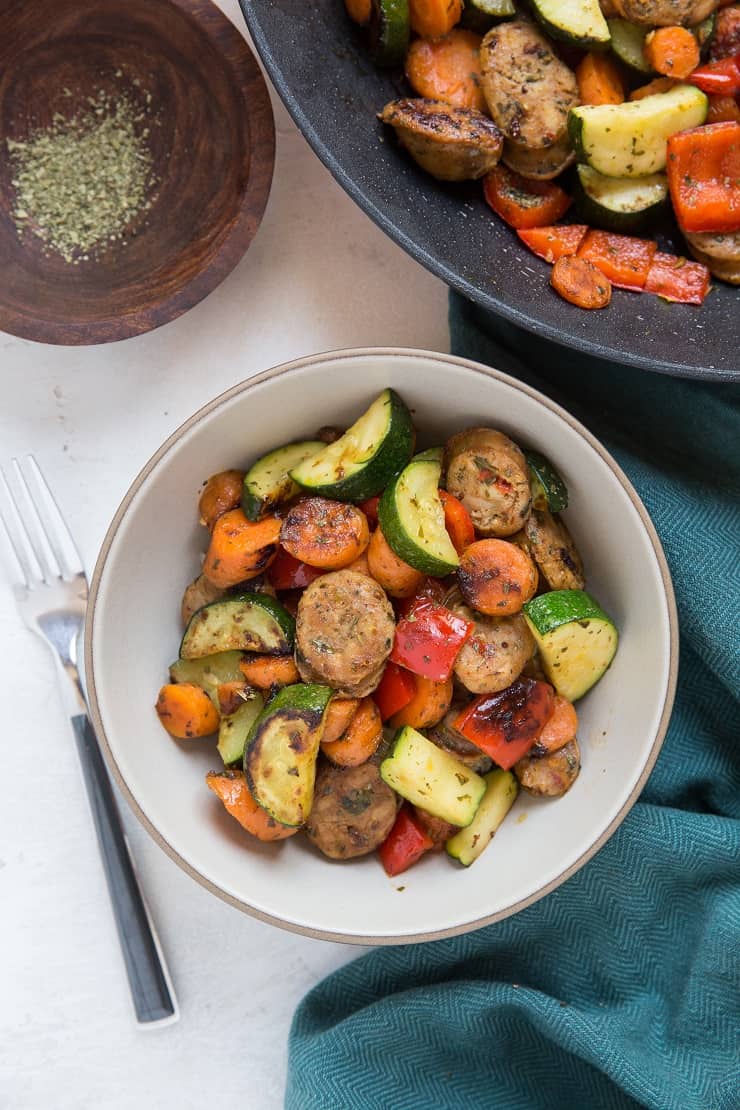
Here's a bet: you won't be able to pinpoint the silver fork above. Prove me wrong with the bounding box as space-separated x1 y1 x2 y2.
0 456 178 1027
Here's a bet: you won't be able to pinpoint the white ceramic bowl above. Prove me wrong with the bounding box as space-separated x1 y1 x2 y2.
86 349 678 944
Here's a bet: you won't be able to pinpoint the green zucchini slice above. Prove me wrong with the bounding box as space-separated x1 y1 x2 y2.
574 165 668 231
523 449 568 513
368 0 409 68
568 84 708 177
218 694 265 766
242 440 324 522
169 650 245 707
523 589 618 702
289 388 414 502
531 0 609 47
244 683 332 826
607 19 652 73
180 594 295 660
378 453 459 576
445 769 518 866
380 726 486 826
461 0 516 32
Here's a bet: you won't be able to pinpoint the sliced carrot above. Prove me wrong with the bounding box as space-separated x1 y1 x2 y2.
439 490 475 555
198 470 245 531
206 770 298 841
322 697 362 744
217 681 251 716
367 525 425 597
155 683 219 738
536 695 578 753
280 497 370 570
707 94 740 124
577 229 656 291
484 166 571 230
321 698 383 766
238 655 300 689
629 76 676 101
551 255 612 309
457 539 538 615
202 509 281 588
344 0 371 24
409 0 463 38
644 27 700 80
576 52 625 105
405 30 486 112
345 548 373 578
389 676 453 730
517 224 589 263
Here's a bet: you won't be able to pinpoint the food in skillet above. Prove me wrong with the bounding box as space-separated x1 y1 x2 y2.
344 0 740 305
155 390 619 876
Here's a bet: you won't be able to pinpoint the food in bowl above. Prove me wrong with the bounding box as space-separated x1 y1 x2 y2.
346 0 740 306
154 388 618 877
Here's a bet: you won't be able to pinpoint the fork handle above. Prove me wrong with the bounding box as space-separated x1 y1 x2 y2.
71 714 178 1026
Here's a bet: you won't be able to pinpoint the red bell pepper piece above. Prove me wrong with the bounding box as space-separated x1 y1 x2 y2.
439 490 475 555
517 224 589 263
395 579 447 619
453 679 555 770
666 121 740 233
372 662 417 722
391 602 473 682
267 549 325 590
687 54 740 95
359 496 380 527
577 229 657 291
644 251 711 304
378 806 434 877
484 165 572 229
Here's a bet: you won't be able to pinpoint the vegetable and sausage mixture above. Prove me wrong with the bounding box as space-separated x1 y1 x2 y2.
155 390 619 876
348 0 740 307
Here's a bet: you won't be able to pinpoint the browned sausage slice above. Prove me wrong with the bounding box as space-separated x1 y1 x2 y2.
379 98 504 181
444 427 532 537
514 738 580 796
524 510 585 590
449 599 535 694
305 761 398 860
685 231 740 286
612 0 717 25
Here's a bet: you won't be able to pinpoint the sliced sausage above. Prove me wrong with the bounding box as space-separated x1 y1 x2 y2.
379 98 504 181
295 570 395 697
305 761 398 860
685 230 740 285
448 595 535 693
427 709 494 774
514 738 580 797
502 134 575 180
524 509 585 590
480 22 579 150
412 806 459 849
444 427 532 537
181 574 226 627
710 5 740 61
612 0 717 24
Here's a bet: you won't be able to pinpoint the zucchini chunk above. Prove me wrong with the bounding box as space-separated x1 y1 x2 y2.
445 768 518 866
378 452 460 576
531 0 609 48
461 0 516 32
607 19 652 73
523 589 618 702
244 683 332 826
380 726 487 826
218 694 265 766
568 85 708 177
169 650 245 707
242 440 324 522
523 449 568 513
574 165 668 232
180 594 295 659
368 0 409 68
290 388 414 502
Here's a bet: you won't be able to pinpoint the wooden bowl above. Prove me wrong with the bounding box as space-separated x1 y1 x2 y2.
0 0 274 344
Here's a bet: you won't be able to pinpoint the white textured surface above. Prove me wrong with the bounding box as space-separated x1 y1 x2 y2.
0 3 448 1106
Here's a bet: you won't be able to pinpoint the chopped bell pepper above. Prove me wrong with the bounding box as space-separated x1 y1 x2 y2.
372 662 417 722
396 579 447 619
666 121 740 232
483 165 572 229
517 224 589 263
577 229 657 291
390 601 473 682
687 54 740 96
378 806 434 877
439 490 475 555
644 251 711 304
267 549 325 590
453 678 555 770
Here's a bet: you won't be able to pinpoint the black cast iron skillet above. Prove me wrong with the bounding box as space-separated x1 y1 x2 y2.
240 0 739 381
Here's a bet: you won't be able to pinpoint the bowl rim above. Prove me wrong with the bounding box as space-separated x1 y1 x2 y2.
84 347 679 944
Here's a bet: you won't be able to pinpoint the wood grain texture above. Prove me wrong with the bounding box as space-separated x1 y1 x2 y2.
0 0 275 345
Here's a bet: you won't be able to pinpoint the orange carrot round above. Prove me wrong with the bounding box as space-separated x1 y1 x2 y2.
409 0 463 37
537 695 578 753
217 681 250 716
405 30 486 112
202 510 281 588
389 676 453 729
551 256 612 310
576 52 625 106
644 27 700 80
367 526 425 597
155 683 219 738
198 470 245 531
206 770 298 841
345 0 371 24
321 698 383 766
238 655 300 689
457 539 538 615
322 697 362 744
280 497 370 570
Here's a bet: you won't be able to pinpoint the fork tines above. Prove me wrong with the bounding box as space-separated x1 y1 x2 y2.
0 456 83 586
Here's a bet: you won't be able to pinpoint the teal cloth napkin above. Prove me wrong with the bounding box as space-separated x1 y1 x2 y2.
286 295 740 1110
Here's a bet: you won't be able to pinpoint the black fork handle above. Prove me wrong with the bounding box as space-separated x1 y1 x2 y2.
71 714 178 1025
